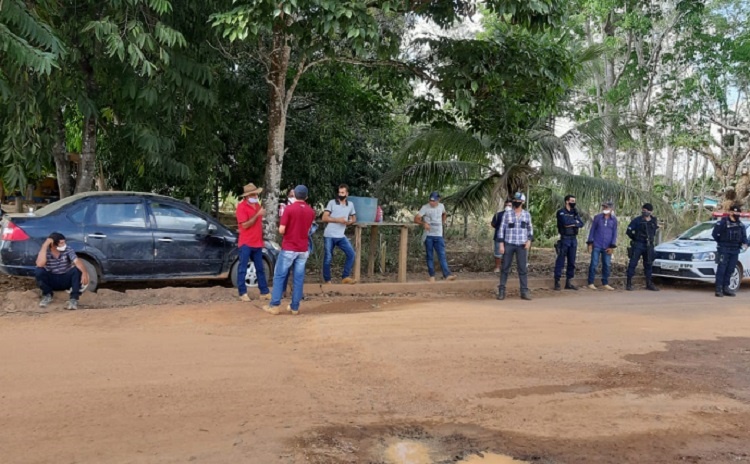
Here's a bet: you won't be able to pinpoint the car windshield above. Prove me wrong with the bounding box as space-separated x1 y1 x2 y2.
677 222 716 241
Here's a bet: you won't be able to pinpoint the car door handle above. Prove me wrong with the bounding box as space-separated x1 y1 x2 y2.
88 233 107 239
158 238 173 243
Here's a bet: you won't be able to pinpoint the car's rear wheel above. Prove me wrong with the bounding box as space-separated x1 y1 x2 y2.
79 258 99 293
231 257 272 289
728 263 742 292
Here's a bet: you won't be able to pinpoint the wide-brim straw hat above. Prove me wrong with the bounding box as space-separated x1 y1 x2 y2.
240 183 263 197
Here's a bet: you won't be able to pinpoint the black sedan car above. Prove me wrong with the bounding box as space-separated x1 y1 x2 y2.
0 192 279 292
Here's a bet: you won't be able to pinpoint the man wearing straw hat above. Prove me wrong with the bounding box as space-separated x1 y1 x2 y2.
235 182 271 302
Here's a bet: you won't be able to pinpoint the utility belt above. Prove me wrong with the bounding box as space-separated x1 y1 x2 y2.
627 240 654 261
554 237 577 256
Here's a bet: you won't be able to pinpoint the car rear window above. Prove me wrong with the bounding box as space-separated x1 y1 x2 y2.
93 203 147 228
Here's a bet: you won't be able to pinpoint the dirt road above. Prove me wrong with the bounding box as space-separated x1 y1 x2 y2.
1 287 749 463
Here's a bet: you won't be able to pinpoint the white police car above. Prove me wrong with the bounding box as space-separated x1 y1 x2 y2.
652 213 750 291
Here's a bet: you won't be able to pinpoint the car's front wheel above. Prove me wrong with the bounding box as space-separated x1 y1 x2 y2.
230 257 273 289
728 263 743 292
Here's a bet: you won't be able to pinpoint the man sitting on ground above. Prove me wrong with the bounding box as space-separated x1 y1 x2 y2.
35 232 90 310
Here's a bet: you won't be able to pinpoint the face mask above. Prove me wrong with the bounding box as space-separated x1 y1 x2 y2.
504 206 512 212
248 198 259 204
512 201 522 209
56 245 67 252
568 202 576 209
338 195 347 201
288 197 295 204
602 209 611 215
642 211 652 217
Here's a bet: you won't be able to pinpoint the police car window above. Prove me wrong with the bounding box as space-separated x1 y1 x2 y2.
678 222 716 241
93 202 147 228
151 202 207 232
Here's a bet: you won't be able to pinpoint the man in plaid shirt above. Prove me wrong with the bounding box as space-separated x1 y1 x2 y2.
497 192 534 301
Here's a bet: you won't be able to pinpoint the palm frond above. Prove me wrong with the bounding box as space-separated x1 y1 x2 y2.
443 173 502 215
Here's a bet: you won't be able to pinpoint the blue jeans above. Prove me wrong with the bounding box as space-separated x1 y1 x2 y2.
323 236 355 282
554 237 577 280
35 267 82 300
588 247 612 285
425 236 451 278
237 245 269 296
270 250 309 311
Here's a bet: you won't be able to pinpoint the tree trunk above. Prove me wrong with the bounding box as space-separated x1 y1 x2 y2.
262 28 291 240
665 143 675 186
75 60 98 194
75 115 97 194
601 12 618 175
51 108 72 198
95 161 108 191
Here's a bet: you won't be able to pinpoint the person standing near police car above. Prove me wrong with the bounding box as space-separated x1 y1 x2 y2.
497 192 533 301
554 195 584 291
711 204 748 297
625 203 660 291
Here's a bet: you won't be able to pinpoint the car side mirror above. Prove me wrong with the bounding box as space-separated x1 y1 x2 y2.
207 223 218 235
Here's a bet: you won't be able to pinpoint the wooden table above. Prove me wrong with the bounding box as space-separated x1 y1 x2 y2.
351 222 420 283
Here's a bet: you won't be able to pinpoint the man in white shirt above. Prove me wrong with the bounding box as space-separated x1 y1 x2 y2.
415 191 456 282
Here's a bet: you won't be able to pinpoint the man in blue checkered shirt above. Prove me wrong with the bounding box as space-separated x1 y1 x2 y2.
497 192 534 301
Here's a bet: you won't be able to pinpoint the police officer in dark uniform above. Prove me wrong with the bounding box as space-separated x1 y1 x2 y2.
711 204 748 297
554 194 584 290
625 203 660 291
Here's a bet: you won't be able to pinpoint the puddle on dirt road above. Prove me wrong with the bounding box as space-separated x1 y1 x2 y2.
384 441 527 464
384 440 432 464
459 453 529 463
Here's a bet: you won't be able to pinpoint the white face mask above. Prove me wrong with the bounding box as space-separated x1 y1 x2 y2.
504 206 512 212
602 209 611 215
288 197 295 204
56 245 67 252
248 197 259 204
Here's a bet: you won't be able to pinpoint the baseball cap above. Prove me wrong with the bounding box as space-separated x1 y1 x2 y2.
429 191 440 201
602 201 614 208
729 204 742 213
513 192 526 202
294 185 309 200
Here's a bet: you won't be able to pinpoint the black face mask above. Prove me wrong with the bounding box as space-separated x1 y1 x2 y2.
568 202 576 209
512 201 522 209
338 195 347 201
642 211 652 217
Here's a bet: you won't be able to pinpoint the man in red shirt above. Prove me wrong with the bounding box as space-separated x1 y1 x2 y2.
236 183 270 301
263 185 316 315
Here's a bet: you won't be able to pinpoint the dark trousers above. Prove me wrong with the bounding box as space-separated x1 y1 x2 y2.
499 243 528 292
715 251 740 290
626 242 653 279
35 267 81 300
554 237 577 280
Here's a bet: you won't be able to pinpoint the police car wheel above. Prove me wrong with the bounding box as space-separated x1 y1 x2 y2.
728 264 742 292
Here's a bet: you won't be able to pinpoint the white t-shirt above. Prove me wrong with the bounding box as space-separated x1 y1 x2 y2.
418 203 445 237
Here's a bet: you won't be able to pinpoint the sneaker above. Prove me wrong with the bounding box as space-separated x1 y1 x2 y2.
262 305 280 315
428 276 436 283
602 285 615 291
286 305 299 316
587 284 597 290
323 281 332 285
259 293 271 301
65 299 78 311
39 294 53 308
445 275 457 281
493 267 500 273
239 294 251 302
341 277 356 284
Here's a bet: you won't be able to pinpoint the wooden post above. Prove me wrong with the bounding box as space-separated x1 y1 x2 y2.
398 226 409 283
354 225 362 283
368 225 378 278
